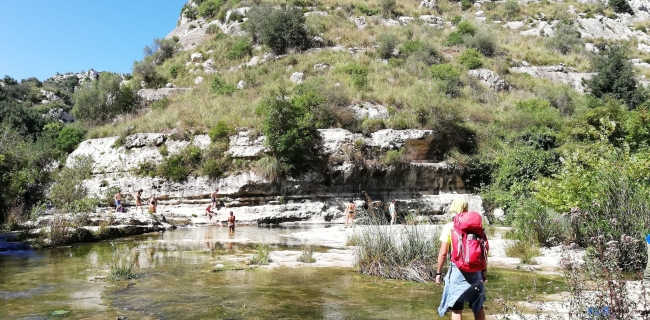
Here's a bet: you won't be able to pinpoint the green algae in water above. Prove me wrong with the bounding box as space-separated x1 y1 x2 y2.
51 310 71 316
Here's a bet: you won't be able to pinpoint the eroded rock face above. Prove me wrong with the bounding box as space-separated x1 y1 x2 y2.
510 65 595 93
137 88 191 102
68 128 473 220
67 134 210 174
420 0 437 9
226 130 267 158
468 69 507 91
44 108 74 123
350 102 390 119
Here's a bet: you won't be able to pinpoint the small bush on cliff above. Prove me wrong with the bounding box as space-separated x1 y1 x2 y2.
246 6 310 55
377 33 398 59
210 77 236 96
380 149 403 165
545 22 583 54
227 38 253 59
157 145 203 182
56 126 86 154
208 120 234 142
72 73 140 124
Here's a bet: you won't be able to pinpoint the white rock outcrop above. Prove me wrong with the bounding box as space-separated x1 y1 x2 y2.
44 108 74 123
137 88 191 102
67 134 210 174
420 0 437 9
226 130 267 158
190 52 203 63
510 65 595 93
350 16 367 30
290 72 305 84
195 76 204 85
349 102 390 119
468 69 507 91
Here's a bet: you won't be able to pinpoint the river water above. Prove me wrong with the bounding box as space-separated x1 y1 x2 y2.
0 226 563 319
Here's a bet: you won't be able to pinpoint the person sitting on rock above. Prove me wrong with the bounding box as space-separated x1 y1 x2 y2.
148 195 157 214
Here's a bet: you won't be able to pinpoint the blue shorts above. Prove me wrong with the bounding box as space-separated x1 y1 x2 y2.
115 200 121 207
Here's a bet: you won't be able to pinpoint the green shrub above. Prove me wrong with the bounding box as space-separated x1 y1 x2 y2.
503 0 521 19
210 77 236 95
361 118 386 134
505 238 541 264
159 144 168 156
339 63 369 90
169 64 183 79
156 145 203 182
377 33 398 59
457 20 477 36
257 89 321 174
609 0 634 14
73 73 140 124
134 161 157 177
208 120 234 141
446 31 464 46
202 159 225 179
380 0 396 18
143 38 179 65
459 48 483 69
430 64 460 81
357 5 380 16
461 0 474 10
381 149 403 165
464 28 497 57
400 40 426 56
227 38 252 59
49 156 94 212
586 45 646 108
206 24 220 35
198 0 222 19
545 22 583 54
451 16 462 25
246 6 310 55
56 126 86 154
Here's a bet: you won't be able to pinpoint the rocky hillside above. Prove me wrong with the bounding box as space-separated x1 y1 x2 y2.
5 0 650 228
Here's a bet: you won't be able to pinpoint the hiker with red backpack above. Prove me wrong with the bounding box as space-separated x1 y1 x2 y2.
435 199 489 320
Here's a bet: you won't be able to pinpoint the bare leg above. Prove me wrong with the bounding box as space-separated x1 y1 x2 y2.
474 308 485 320
451 310 462 320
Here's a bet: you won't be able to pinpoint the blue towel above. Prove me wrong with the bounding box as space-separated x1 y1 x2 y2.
646 234 650 245
438 263 485 316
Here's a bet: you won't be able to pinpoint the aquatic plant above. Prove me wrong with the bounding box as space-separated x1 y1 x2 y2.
505 238 541 264
109 243 138 281
248 244 271 265
352 217 441 282
297 247 316 263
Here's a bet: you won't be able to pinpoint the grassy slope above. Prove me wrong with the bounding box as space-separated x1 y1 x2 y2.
86 0 648 158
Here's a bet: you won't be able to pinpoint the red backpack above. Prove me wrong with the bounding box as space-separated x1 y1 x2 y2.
450 211 489 273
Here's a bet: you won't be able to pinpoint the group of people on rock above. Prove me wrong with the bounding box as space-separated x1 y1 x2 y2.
204 188 236 233
113 189 156 214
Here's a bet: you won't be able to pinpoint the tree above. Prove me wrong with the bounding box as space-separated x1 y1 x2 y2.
144 38 180 65
586 45 647 109
246 7 310 55
256 89 321 174
72 73 139 124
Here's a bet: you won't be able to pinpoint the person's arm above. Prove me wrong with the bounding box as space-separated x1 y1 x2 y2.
435 241 449 285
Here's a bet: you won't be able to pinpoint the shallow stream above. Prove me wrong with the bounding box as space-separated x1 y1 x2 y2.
0 226 563 319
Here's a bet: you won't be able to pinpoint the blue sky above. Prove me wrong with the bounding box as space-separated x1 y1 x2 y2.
0 0 187 81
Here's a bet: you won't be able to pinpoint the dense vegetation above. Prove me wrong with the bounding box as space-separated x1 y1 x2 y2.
3 0 650 272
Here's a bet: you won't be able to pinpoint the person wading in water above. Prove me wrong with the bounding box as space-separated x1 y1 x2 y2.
345 199 356 228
